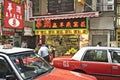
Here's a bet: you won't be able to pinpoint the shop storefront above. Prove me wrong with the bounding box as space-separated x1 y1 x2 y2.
44 34 89 56
0 28 15 45
31 12 99 56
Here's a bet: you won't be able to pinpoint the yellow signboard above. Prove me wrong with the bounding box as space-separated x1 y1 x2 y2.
116 29 120 47
35 30 88 35
0 9 1 20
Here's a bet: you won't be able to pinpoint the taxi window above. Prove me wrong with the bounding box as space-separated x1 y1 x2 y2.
110 50 120 63
83 50 108 62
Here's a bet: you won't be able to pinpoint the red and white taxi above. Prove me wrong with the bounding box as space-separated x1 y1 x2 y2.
53 47 120 80
0 45 96 80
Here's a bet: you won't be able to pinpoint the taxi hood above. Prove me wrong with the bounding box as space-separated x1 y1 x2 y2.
34 68 96 80
53 56 72 61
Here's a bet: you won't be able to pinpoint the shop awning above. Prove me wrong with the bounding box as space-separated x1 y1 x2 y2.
30 12 99 21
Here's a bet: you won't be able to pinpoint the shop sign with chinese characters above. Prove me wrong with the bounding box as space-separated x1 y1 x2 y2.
4 0 24 29
35 18 88 29
35 18 88 35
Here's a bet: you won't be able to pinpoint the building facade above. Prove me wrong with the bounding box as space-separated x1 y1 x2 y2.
115 0 120 47
0 0 115 49
23 0 115 55
28 0 99 55
89 0 115 46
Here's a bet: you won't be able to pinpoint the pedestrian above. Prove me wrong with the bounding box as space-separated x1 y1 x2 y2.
38 43 50 62
21 40 27 48
51 46 56 58
96 42 102 47
34 43 42 53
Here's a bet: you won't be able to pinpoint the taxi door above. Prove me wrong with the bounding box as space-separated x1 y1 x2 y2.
81 49 111 80
110 51 120 79
111 63 120 80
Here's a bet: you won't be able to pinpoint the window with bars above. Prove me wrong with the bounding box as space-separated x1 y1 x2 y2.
117 17 120 26
116 0 120 28
97 0 101 3
107 5 113 10
48 0 74 14
31 0 41 15
117 5 120 15
96 0 114 11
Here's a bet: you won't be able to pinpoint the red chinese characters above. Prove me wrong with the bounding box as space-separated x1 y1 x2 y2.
35 18 87 29
43 20 51 28
36 20 42 28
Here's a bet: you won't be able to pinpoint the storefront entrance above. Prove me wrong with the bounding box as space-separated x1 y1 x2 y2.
22 36 36 49
45 35 83 56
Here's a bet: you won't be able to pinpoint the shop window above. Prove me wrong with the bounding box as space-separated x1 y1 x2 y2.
45 35 79 56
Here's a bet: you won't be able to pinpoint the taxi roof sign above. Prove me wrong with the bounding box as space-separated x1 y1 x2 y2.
3 44 13 49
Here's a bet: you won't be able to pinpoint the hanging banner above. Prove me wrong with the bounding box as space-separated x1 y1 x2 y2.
4 0 24 29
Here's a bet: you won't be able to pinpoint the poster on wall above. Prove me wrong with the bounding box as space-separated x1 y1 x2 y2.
4 0 24 29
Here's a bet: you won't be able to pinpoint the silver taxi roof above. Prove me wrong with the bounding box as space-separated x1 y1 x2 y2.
72 46 120 60
80 46 120 50
0 45 33 54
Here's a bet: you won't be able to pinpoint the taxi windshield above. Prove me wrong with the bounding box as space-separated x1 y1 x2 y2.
9 52 53 79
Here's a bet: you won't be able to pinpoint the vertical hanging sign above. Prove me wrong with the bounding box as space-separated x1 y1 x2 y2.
4 0 24 29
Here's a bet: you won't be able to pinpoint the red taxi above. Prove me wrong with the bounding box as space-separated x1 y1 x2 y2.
53 47 120 80
0 45 96 80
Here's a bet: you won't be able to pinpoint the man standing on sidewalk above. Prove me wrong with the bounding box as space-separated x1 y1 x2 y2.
38 43 50 62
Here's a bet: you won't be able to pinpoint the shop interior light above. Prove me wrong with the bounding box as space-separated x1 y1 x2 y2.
71 30 74 34
77 0 84 5
63 30 65 34
46 31 49 34
77 0 93 10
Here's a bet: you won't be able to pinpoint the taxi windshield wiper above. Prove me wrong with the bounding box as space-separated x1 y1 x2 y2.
25 77 33 80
